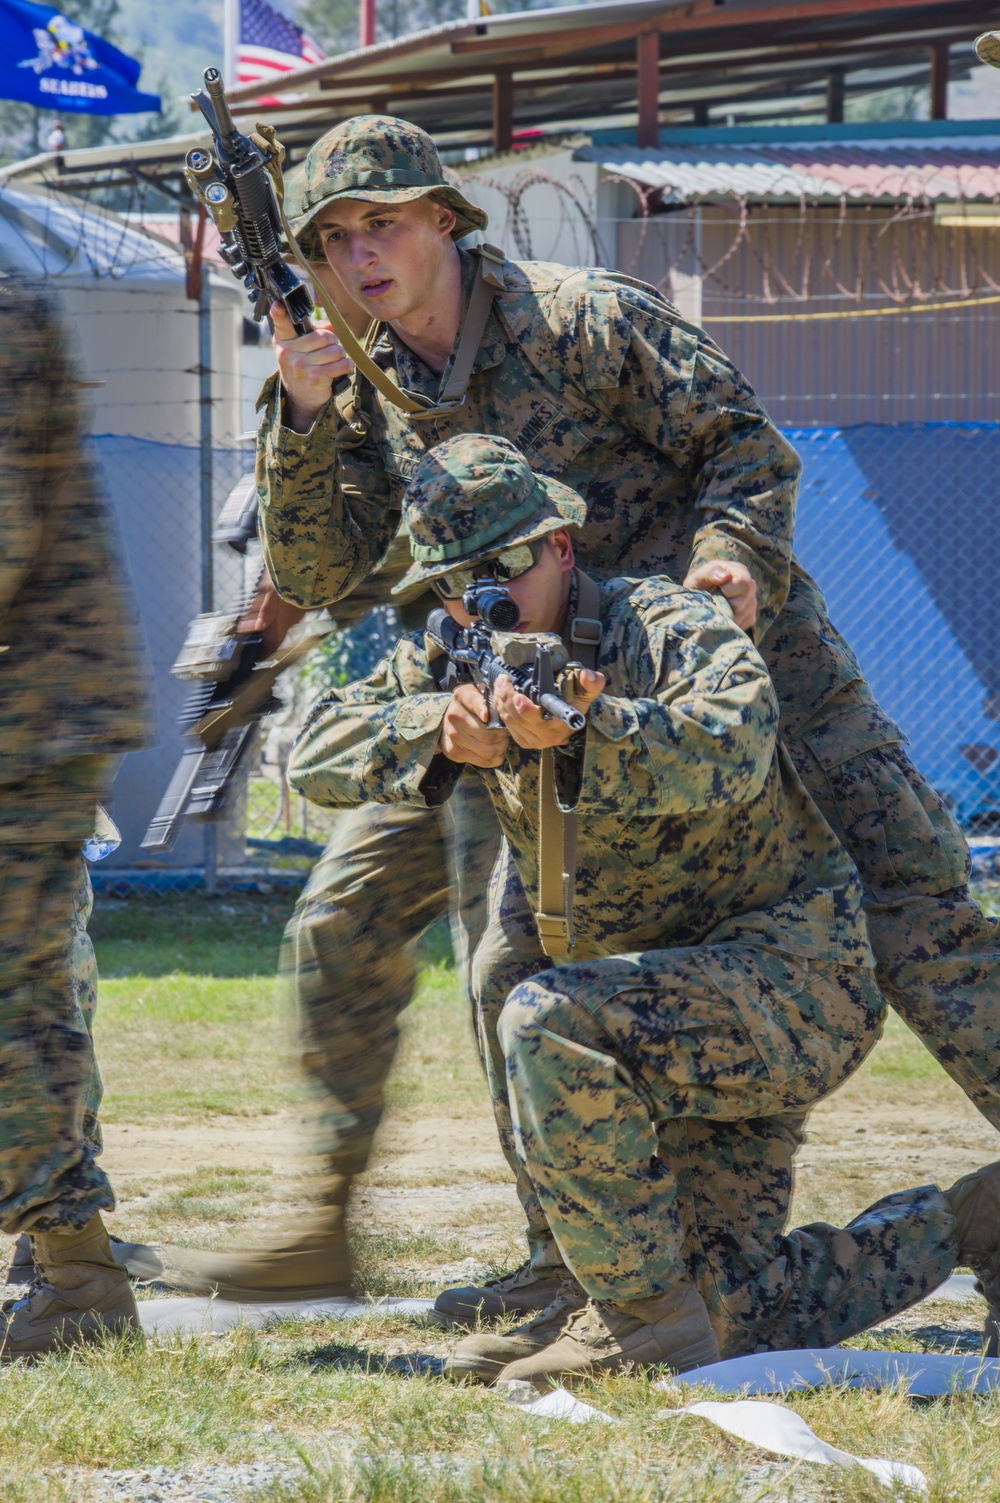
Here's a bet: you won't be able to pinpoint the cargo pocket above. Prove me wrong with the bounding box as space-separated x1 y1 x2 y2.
794 704 968 901
693 945 818 1092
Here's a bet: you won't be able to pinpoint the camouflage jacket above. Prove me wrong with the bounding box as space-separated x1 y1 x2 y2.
0 276 149 818
257 250 879 739
288 577 873 968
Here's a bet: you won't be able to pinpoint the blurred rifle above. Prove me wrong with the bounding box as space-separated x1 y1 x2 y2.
141 477 331 854
425 581 586 734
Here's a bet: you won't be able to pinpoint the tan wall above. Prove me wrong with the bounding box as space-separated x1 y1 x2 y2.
619 203 1000 426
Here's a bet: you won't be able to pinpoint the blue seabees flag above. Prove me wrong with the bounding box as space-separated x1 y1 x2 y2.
0 0 160 114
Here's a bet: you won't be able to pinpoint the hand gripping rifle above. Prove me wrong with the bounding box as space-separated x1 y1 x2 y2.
185 66 314 332
425 581 586 734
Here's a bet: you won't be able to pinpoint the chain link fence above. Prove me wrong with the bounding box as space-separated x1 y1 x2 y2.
792 422 1000 833
90 420 1000 896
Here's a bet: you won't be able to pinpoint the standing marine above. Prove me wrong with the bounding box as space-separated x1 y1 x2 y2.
0 274 149 1356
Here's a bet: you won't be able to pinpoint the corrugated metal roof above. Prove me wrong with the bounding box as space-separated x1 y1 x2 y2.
576 138 1000 201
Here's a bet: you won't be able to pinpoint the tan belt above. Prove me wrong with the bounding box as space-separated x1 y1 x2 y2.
535 569 603 961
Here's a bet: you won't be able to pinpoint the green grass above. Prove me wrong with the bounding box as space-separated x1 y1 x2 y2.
0 890 992 1500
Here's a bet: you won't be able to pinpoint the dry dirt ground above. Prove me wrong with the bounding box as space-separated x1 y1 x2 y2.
96 1033 1000 1284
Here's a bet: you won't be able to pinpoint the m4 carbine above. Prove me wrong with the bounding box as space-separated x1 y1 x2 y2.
425 580 586 734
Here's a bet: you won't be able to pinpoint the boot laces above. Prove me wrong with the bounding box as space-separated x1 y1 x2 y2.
511 1281 585 1337
563 1299 618 1350
0 1276 49 1320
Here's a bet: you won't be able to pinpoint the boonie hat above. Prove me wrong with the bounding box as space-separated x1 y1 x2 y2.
393 434 587 596
289 115 487 259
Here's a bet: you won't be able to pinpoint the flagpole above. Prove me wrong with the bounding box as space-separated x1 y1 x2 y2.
223 0 239 85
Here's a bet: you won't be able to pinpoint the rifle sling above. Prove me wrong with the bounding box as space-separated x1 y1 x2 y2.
534 569 602 961
258 126 503 424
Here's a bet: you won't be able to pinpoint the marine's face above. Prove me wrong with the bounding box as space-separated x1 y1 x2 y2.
312 195 456 323
443 530 575 636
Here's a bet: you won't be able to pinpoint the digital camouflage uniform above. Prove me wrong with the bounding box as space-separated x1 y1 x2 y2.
280 533 499 1180
258 116 997 1206
286 435 958 1358
0 276 148 1235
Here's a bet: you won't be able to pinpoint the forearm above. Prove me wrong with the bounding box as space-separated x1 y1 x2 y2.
684 429 799 639
571 602 779 818
288 692 450 808
255 375 394 608
594 301 798 638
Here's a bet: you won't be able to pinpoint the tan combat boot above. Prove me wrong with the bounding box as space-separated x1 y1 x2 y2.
157 1176 353 1302
495 1282 720 1387
0 1213 140 1359
944 1161 1000 1356
431 1259 574 1328
7 1230 164 1285
445 1281 588 1382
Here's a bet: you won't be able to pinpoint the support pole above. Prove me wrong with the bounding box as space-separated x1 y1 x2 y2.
223 0 239 85
826 66 845 124
637 31 660 151
360 0 375 48
930 43 949 121
493 69 513 154
198 266 218 893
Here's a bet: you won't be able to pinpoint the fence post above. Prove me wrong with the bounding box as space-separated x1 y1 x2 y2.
198 269 218 893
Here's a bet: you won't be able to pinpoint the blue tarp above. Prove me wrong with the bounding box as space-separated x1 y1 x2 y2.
790 423 1000 826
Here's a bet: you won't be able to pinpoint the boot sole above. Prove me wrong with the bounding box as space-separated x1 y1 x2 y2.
430 1293 568 1330
445 1353 515 1383
427 1302 505 1330
497 1329 721 1387
160 1280 356 1304
0 1311 142 1360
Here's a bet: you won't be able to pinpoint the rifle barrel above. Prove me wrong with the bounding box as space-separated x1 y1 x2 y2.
538 692 585 732
203 67 237 138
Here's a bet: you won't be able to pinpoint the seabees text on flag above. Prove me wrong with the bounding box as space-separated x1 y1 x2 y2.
0 0 160 113
236 0 324 102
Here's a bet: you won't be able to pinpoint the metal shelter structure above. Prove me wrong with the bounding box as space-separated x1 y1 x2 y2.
2 0 999 194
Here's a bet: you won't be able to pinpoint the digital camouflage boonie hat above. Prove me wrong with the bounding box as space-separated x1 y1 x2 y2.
289 115 488 260
393 435 587 596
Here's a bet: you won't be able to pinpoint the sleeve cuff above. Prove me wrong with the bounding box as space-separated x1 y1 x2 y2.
686 536 770 620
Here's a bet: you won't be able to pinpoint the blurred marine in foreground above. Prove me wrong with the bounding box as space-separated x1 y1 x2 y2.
0 274 149 1356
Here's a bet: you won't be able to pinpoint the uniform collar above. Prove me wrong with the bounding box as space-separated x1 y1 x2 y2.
369 248 508 397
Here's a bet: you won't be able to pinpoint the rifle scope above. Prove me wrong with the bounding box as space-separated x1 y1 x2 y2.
462 581 520 631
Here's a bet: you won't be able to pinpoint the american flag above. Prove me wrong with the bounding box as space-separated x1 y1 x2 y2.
236 0 325 102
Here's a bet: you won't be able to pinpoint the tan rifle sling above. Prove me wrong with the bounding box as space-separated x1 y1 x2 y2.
534 569 603 960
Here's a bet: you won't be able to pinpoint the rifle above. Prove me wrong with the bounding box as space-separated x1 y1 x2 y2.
425 581 586 735
185 66 314 332
141 475 331 855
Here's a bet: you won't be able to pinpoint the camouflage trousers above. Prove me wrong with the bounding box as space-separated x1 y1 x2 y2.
790 681 1000 1126
496 949 956 1358
284 774 501 1178
0 837 109 1234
